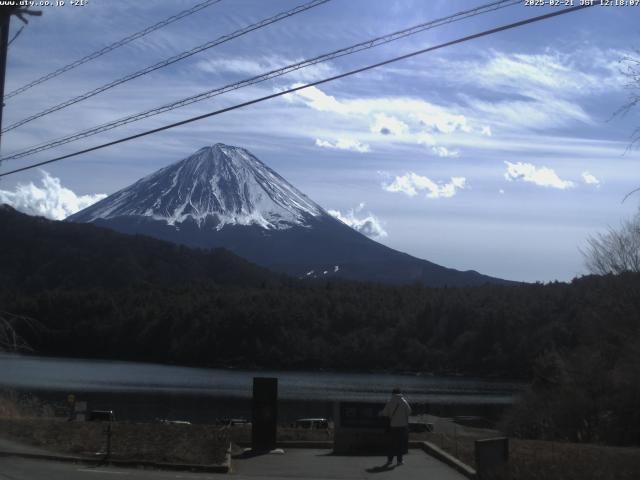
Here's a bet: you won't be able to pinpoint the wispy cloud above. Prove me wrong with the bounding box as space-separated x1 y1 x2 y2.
383 173 466 198
504 161 574 190
328 203 387 239
285 85 480 156
285 84 349 113
0 171 106 220
370 113 409 136
197 56 336 82
582 171 600 186
315 137 370 153
411 109 471 134
476 52 591 95
431 146 459 158
394 47 630 135
466 96 591 130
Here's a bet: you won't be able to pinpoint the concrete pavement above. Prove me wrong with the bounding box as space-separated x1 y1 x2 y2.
231 448 469 479
0 438 469 480
0 436 61 456
0 456 217 479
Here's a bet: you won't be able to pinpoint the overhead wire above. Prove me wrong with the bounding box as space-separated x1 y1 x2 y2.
0 3 597 179
1 0 520 163
3 0 224 100
2 0 331 133
7 25 25 47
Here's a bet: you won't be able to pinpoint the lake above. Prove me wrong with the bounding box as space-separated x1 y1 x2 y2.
0 353 523 423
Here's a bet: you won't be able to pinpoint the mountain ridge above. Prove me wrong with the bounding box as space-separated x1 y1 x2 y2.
68 143 513 287
0 204 277 290
69 143 324 230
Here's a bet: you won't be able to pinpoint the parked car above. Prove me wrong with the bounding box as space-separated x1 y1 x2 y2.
87 410 115 422
156 419 191 425
215 417 251 427
295 418 329 429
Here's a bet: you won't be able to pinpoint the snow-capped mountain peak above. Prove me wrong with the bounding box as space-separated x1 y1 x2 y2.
68 143 325 230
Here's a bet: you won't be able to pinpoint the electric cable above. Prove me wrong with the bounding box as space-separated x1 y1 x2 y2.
0 3 597 178
2 0 331 133
0 0 519 162
4 0 223 100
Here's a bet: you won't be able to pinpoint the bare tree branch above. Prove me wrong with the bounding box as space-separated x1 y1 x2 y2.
0 311 40 353
612 51 640 202
582 209 640 275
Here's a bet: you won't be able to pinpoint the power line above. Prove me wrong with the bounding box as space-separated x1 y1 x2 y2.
3 0 223 101
7 25 24 47
2 0 331 134
1 0 520 163
0 4 596 179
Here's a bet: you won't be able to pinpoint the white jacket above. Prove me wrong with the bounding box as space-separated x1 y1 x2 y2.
380 394 411 427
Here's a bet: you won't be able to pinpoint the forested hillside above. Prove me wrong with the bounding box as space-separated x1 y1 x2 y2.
2 204 639 378
0 205 278 290
3 204 640 444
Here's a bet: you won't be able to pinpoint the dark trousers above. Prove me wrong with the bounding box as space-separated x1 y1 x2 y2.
386 426 408 463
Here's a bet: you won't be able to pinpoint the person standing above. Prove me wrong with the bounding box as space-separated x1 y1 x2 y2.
380 387 411 466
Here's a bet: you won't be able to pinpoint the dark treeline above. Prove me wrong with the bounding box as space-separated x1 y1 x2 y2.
3 274 639 379
2 205 640 444
0 205 278 291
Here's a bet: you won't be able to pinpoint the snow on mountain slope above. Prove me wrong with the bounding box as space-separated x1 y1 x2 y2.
68 142 512 287
69 143 324 230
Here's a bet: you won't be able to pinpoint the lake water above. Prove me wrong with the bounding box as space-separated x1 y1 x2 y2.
0 353 523 423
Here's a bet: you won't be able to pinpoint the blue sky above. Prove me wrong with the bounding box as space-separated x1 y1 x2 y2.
0 0 639 282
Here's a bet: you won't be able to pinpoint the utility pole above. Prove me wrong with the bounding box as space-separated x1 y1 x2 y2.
0 6 16 153
0 4 41 155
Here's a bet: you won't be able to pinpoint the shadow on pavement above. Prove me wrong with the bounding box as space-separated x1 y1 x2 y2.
366 464 396 473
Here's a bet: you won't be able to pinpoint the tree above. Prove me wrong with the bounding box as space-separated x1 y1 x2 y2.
583 209 640 274
614 52 640 202
0 312 34 353
616 52 640 149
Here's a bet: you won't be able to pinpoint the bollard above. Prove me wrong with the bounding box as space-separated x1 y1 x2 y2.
454 424 458 458
105 421 112 460
475 437 509 480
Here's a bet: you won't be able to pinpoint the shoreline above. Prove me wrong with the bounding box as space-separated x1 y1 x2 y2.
0 351 528 387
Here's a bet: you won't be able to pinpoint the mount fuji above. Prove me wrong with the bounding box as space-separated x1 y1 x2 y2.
68 143 508 286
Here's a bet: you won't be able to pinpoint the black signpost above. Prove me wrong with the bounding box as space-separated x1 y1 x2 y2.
333 401 388 454
339 402 386 429
251 377 278 451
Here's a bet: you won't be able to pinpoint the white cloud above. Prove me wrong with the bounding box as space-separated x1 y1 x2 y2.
285 84 349 113
467 96 591 130
286 85 475 135
197 56 335 82
478 53 581 93
328 203 387 239
412 109 471 134
582 171 600 186
431 146 459 158
408 48 629 133
370 113 409 136
417 50 621 107
315 138 370 153
0 171 106 220
481 126 492 137
471 51 627 99
383 173 466 199
499 189 505 195
415 132 436 146
504 161 574 190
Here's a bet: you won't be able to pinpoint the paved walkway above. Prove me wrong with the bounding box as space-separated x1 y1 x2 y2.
231 448 468 479
0 436 60 456
0 437 469 479
0 457 215 480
